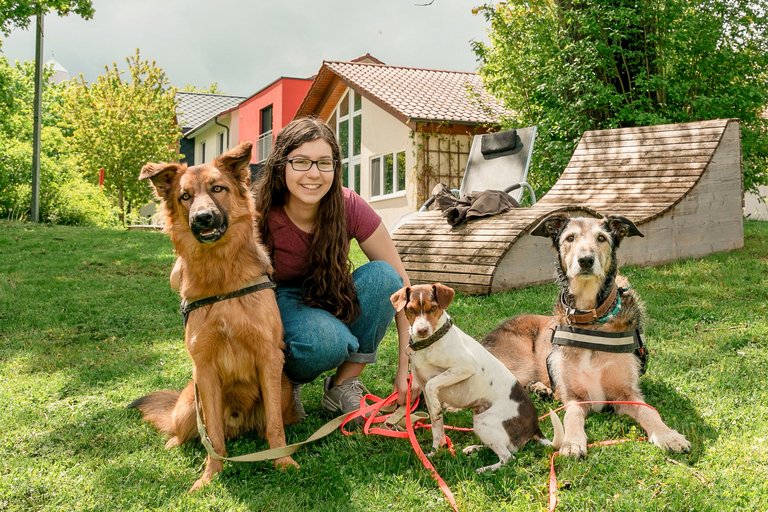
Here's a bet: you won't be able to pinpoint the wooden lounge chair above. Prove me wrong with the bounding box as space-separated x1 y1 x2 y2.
393 119 744 294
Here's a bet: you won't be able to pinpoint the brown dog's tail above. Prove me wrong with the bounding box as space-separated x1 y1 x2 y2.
129 390 183 437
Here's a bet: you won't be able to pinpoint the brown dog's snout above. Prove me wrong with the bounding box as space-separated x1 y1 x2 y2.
192 209 219 229
190 206 228 243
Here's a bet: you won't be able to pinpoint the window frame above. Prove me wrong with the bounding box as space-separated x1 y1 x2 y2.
331 90 362 194
369 150 406 200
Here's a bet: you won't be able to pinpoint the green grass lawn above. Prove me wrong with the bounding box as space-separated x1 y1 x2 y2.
1 220 767 511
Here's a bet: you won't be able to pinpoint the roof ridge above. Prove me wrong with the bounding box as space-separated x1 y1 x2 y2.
175 91 247 99
325 60 479 76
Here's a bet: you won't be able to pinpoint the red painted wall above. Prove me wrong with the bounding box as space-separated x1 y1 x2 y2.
236 77 312 163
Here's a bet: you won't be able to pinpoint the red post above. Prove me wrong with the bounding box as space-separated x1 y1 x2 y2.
98 168 105 189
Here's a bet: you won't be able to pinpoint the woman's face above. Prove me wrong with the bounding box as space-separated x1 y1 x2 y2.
284 138 335 209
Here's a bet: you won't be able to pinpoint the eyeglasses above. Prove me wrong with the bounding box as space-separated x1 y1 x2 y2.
286 158 336 172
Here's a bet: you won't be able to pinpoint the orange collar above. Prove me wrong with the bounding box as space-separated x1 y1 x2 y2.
559 284 618 325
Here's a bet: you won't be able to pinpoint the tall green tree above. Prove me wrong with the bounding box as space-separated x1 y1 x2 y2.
59 50 181 222
0 56 116 226
474 0 768 195
0 0 93 35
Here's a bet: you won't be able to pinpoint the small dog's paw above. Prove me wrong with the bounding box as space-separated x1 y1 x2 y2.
528 381 554 399
650 430 691 453
559 441 587 458
462 444 484 456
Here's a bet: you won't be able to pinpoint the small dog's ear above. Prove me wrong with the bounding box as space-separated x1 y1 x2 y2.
531 213 569 240
215 142 252 185
390 287 410 312
604 215 644 240
139 162 182 200
432 283 455 309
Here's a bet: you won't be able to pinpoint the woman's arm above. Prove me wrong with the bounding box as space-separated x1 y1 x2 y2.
359 222 412 405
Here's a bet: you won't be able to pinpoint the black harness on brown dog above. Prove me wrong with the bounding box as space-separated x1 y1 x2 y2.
180 274 276 328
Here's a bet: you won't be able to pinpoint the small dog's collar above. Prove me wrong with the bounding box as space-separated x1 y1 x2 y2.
560 284 619 325
180 274 276 328
409 316 453 351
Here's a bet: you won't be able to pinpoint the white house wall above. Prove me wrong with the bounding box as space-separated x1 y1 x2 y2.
192 114 235 164
358 96 415 231
744 186 768 221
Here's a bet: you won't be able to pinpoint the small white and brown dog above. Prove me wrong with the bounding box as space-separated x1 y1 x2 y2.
390 283 561 473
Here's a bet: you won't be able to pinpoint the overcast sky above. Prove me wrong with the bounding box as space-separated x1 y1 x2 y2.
1 0 492 96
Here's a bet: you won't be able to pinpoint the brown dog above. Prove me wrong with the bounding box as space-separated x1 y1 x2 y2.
130 142 300 491
482 214 690 458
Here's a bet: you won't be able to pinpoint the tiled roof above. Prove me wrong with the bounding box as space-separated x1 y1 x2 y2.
175 92 246 134
297 61 508 126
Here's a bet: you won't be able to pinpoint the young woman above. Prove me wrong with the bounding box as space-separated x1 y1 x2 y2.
253 117 411 417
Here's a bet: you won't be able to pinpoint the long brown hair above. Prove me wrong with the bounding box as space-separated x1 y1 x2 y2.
253 117 360 323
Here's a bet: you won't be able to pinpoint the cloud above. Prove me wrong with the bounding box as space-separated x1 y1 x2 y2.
1 0 489 95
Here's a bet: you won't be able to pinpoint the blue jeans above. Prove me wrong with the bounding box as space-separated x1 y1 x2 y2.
276 260 403 384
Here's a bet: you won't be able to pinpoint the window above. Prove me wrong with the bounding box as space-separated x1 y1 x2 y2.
370 150 406 198
257 105 274 163
331 90 362 194
200 141 206 163
217 132 225 155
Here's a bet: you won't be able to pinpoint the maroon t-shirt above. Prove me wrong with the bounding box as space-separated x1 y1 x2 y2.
266 188 381 284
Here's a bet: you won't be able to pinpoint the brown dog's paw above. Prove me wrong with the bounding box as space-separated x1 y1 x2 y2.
189 470 216 492
559 441 587 458
189 477 209 493
274 456 300 470
651 430 691 453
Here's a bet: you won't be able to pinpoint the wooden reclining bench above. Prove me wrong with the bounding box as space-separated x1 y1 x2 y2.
392 119 744 294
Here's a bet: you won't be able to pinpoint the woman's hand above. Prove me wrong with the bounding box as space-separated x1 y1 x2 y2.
393 365 410 405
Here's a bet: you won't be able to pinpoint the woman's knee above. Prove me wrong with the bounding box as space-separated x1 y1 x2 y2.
353 260 403 298
282 314 358 383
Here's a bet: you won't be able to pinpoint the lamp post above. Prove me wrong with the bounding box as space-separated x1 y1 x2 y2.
30 6 44 222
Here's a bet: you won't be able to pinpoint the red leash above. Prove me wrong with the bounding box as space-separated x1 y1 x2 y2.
337 382 658 512
338 375 463 511
542 400 657 512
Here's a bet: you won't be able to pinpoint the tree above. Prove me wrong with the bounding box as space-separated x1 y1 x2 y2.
58 50 181 223
0 0 93 36
0 56 116 226
474 0 768 195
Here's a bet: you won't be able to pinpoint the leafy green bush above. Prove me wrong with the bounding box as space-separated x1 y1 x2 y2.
46 175 119 228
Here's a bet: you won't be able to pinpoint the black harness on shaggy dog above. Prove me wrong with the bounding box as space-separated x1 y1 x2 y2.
546 284 649 393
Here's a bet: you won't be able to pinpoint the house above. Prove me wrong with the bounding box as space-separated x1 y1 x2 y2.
236 77 313 167
175 78 312 174
294 56 508 229
175 92 246 165
745 187 768 220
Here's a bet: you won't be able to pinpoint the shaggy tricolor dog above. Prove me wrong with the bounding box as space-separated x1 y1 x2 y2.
130 142 301 491
482 214 690 458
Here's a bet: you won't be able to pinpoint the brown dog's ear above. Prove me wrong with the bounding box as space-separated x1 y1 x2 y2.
215 142 253 186
604 215 644 240
432 283 455 309
139 162 182 200
531 213 569 240
390 287 410 312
